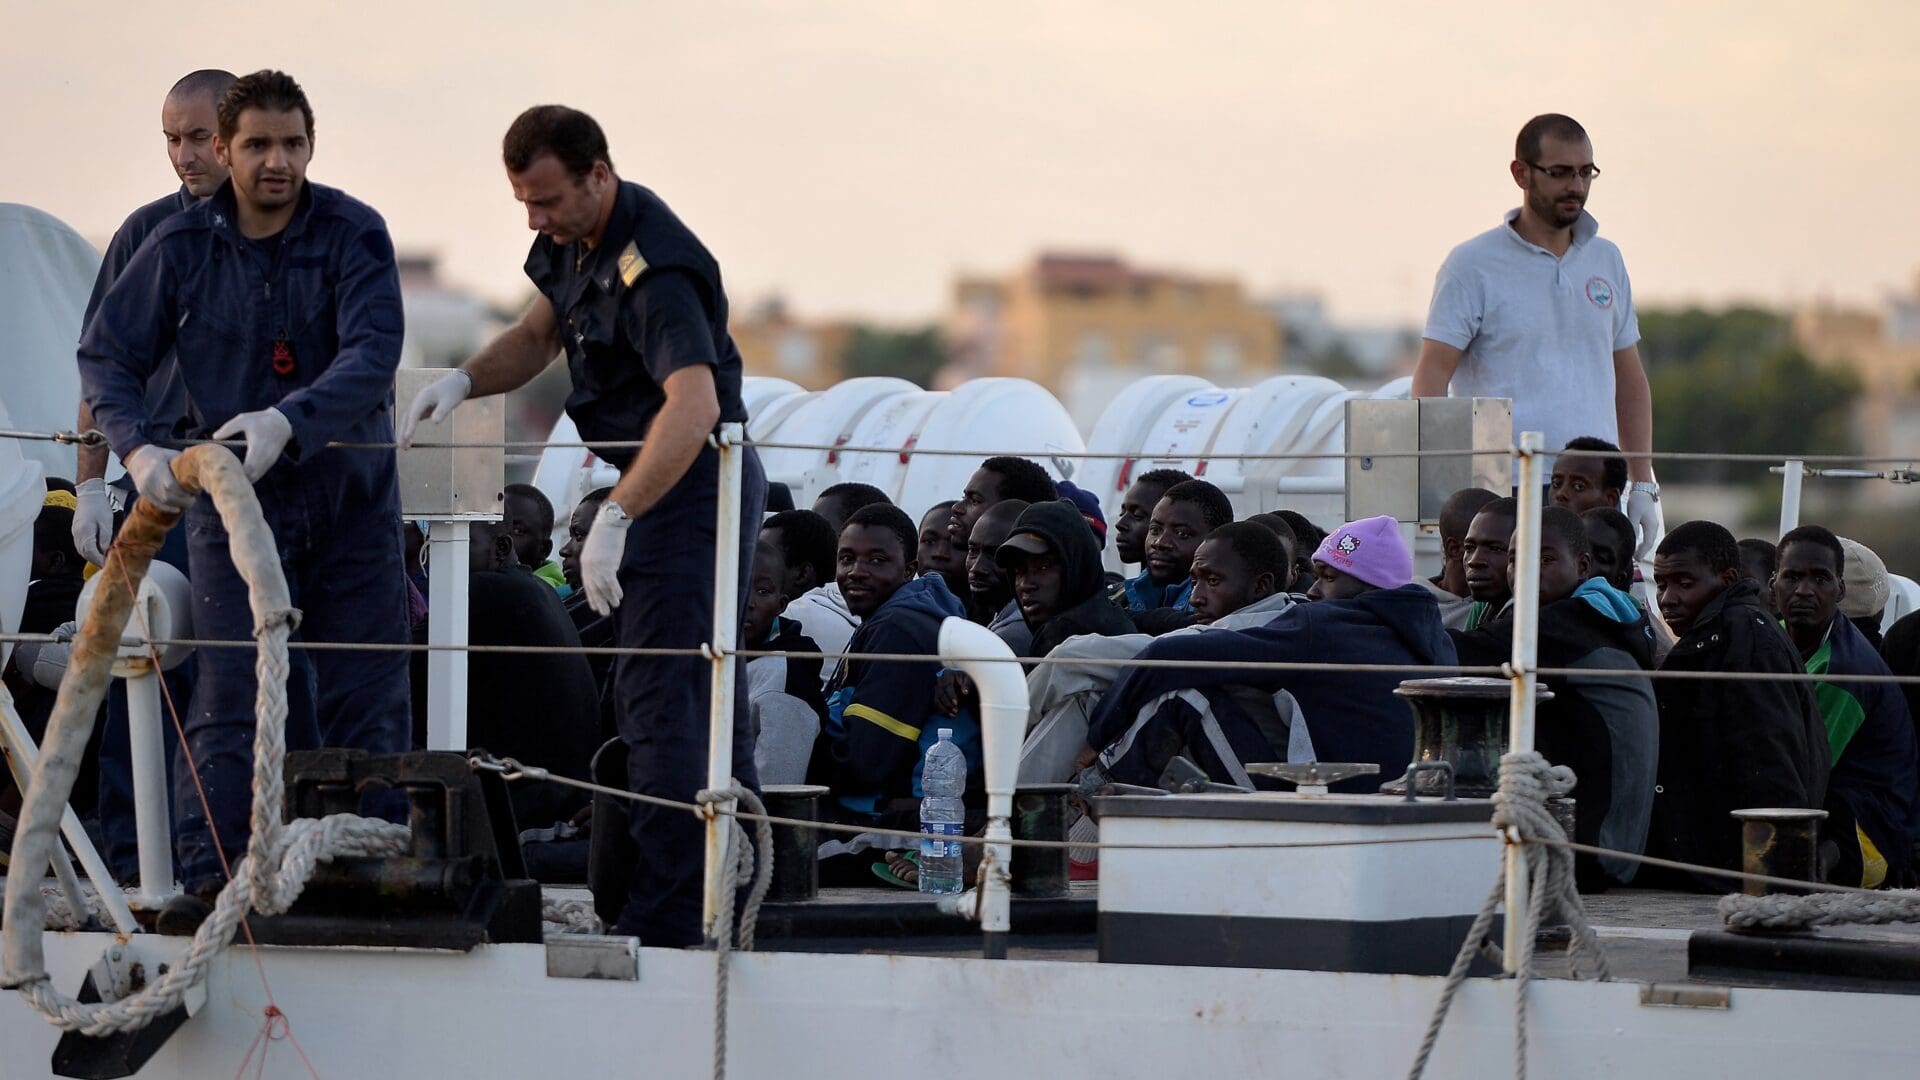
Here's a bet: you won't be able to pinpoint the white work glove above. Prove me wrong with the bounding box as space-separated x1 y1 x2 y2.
397 369 472 449
1626 481 1664 563
72 478 114 565
212 407 294 482
124 444 191 513
579 501 633 616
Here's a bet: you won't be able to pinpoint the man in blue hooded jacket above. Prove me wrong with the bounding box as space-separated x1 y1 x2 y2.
1084 516 1454 793
814 504 976 825
78 70 411 931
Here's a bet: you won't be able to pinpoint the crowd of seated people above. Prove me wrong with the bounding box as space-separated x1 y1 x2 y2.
11 436 1912 906
547 437 1918 899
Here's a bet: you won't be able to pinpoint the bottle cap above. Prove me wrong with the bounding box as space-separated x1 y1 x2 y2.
937 728 953 740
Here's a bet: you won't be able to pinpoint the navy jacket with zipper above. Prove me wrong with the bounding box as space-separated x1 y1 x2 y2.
78 179 405 483
815 574 977 818
1086 583 1456 793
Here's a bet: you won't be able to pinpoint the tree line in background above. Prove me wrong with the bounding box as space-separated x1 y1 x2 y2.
1638 306 1861 487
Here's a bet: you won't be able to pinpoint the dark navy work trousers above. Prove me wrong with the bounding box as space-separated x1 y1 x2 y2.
174 462 411 893
610 445 763 945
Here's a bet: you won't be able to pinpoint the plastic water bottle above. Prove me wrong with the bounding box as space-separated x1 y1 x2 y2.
918 728 966 894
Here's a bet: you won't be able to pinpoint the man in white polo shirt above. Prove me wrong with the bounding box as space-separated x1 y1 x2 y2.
1412 113 1663 559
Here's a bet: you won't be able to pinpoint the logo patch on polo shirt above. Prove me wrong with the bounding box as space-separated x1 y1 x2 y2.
617 242 647 286
1585 276 1615 309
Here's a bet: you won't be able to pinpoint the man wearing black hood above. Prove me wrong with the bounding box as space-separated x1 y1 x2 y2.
996 500 1136 660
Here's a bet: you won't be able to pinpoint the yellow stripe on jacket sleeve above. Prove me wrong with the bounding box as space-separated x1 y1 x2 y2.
844 703 922 742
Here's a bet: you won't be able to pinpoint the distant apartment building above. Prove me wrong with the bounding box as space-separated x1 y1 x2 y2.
945 253 1283 420
731 295 854 390
1792 277 1920 501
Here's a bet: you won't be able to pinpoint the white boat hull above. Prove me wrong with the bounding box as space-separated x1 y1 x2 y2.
3 930 1912 1078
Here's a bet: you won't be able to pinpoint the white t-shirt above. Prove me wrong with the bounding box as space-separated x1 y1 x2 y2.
1423 208 1640 456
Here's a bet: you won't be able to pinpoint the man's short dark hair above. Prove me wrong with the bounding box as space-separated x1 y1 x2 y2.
503 105 613 179
34 507 79 575
980 456 1057 504
583 485 615 504
218 70 313 141
1161 480 1234 530
1135 468 1194 492
1539 506 1591 558
169 69 236 105
844 503 917 562
763 509 836 585
1778 524 1845 575
1561 436 1627 494
1737 538 1778 581
818 482 891 513
1516 113 1589 162
1273 509 1325 552
1439 487 1501 544
1205 521 1289 583
1249 511 1298 549
1582 507 1634 562
1475 496 1519 528
1657 520 1741 574
505 483 554 535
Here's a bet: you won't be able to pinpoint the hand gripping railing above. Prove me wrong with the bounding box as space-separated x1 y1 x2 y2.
2 445 408 1036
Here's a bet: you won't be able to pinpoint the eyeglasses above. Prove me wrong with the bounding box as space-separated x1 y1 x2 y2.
1528 161 1601 182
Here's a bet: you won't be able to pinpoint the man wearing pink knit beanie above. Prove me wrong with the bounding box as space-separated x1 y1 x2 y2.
1307 515 1413 601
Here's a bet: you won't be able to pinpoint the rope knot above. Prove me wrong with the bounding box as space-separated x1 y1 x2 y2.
254 606 303 636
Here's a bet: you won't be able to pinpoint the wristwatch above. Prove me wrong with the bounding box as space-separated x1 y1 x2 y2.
598 501 631 523
1629 481 1660 501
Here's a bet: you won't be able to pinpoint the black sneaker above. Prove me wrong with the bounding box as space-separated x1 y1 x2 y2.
155 886 219 937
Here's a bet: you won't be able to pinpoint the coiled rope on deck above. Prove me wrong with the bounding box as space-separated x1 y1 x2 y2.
1406 751 1609 1080
1720 889 1920 931
1 446 408 1036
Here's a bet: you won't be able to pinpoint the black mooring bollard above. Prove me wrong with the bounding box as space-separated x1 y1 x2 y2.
1733 807 1828 895
1012 784 1075 898
761 784 830 902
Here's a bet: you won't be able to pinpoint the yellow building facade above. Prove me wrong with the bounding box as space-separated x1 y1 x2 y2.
946 253 1283 393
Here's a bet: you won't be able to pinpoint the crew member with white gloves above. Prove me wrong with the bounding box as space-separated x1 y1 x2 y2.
73 69 238 567
79 71 410 934
400 105 762 947
1411 113 1664 559
71 70 237 888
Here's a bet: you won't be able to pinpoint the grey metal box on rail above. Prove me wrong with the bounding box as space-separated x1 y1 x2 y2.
395 367 506 519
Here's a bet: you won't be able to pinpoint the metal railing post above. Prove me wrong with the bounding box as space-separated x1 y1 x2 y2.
1778 458 1805 538
124 663 176 907
702 422 746 941
424 518 472 751
1502 431 1544 974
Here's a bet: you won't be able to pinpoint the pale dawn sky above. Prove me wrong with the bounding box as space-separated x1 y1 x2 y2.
5 0 1915 327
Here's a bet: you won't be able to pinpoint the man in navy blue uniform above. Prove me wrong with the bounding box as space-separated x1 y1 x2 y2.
79 70 412 932
400 105 763 947
73 69 236 564
71 69 236 886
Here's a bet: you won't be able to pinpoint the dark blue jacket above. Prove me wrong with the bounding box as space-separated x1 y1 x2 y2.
1813 614 1919 883
83 186 196 446
1118 571 1194 614
1087 583 1457 790
816 574 976 816
78 179 405 474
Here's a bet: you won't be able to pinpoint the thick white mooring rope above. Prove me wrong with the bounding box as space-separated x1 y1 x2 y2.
1406 751 1609 1080
699 784 774 1080
1 447 408 1036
